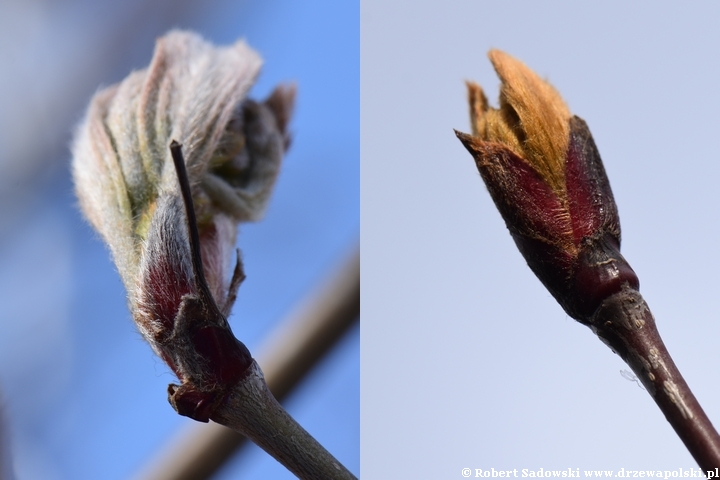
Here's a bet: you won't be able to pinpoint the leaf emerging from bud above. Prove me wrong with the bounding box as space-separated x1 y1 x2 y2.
72 31 294 420
456 51 638 321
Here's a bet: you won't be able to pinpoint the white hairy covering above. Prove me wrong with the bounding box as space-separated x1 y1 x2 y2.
71 30 265 295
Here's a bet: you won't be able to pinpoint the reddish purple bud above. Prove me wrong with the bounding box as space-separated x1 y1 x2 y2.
71 31 295 424
456 52 638 322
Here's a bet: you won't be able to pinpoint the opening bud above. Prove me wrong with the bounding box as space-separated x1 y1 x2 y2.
456 50 638 321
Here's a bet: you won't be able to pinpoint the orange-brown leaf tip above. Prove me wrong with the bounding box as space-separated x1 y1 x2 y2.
471 50 572 196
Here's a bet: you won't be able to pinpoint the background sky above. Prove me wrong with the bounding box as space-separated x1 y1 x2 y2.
0 1 358 479
362 1 720 477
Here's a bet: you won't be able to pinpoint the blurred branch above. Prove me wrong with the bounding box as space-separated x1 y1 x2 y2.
0 391 12 480
133 245 360 480
593 288 720 469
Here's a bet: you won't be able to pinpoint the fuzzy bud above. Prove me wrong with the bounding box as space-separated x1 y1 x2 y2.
72 30 294 421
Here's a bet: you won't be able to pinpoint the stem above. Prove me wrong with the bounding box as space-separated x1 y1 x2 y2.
590 285 720 470
211 361 357 480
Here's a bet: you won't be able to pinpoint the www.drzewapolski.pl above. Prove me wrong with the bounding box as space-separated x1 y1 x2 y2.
462 468 715 478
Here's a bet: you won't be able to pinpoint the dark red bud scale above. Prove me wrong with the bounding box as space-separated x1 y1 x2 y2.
457 117 639 322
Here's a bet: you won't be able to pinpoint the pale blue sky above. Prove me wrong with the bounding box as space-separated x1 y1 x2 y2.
362 0 720 476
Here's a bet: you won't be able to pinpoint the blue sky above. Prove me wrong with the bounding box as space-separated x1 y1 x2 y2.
0 1 358 479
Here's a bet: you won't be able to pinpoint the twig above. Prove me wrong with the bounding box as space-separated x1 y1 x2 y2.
591 286 720 470
212 361 354 479
133 247 359 480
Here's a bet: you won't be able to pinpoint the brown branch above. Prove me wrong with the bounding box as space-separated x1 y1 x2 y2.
132 247 359 480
